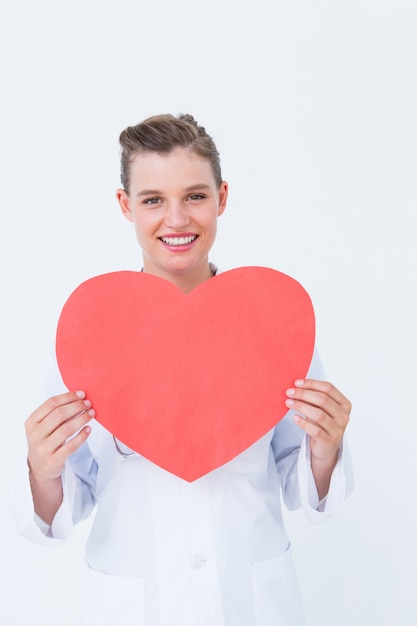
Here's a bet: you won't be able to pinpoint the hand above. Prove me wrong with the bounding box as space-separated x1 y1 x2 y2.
25 390 95 525
25 390 94 483
285 379 351 464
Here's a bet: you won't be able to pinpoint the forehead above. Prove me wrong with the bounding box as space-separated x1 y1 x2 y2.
129 147 215 190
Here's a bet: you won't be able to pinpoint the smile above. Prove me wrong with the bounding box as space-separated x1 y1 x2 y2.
159 235 198 246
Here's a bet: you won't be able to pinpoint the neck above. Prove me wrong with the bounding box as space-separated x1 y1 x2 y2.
142 260 214 294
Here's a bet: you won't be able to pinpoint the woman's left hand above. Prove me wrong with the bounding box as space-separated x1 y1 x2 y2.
285 379 351 464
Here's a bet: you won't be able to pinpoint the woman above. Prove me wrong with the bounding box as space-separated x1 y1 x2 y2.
17 114 353 626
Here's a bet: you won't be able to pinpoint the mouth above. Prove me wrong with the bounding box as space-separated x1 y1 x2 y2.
159 234 198 247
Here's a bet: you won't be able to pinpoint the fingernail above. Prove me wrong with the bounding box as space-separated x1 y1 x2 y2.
286 388 295 396
294 379 305 387
293 415 301 422
84 400 91 408
285 399 294 407
75 390 85 398
87 409 95 417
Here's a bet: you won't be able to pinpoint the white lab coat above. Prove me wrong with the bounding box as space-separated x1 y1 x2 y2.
14 345 353 626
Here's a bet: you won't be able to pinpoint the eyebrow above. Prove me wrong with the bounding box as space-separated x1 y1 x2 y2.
136 183 212 198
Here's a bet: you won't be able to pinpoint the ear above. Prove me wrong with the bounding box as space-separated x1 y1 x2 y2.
116 188 134 223
217 181 228 217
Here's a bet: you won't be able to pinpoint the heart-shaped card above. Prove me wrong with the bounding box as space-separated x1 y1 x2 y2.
56 267 315 481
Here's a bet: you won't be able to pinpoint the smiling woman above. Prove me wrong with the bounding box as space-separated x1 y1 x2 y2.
15 113 353 626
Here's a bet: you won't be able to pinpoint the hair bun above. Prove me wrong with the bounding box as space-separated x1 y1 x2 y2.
179 113 198 126
179 113 208 137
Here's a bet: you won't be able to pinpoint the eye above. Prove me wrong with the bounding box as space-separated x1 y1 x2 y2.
188 194 205 201
143 197 162 206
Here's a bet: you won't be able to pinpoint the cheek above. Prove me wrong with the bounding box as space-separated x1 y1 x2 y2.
132 212 152 232
133 217 162 247
200 206 218 227
207 213 219 234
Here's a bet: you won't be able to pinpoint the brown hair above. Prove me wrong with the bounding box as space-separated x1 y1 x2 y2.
119 113 222 193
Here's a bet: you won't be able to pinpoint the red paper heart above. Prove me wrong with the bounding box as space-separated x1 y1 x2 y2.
56 267 315 481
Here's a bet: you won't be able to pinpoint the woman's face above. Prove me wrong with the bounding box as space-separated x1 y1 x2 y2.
117 147 228 291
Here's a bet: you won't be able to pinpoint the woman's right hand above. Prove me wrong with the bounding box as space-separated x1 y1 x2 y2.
25 390 94 482
24 391 94 525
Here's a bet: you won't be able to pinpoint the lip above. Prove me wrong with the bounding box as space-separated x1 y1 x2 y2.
158 233 199 252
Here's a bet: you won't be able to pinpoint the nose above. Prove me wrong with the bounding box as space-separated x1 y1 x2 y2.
164 201 190 229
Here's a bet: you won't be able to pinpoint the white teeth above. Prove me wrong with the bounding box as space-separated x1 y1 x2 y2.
160 235 197 246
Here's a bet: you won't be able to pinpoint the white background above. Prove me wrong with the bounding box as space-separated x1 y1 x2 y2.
1 1 416 624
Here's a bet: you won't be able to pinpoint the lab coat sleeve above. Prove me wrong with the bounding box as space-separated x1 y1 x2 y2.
272 348 354 523
13 443 97 543
12 346 98 544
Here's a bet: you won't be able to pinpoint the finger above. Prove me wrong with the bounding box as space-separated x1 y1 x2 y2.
29 424 92 481
286 388 340 416
28 408 94 467
26 391 87 426
46 407 95 454
51 424 92 466
293 379 351 412
293 415 341 461
285 391 349 432
286 391 349 436
293 412 333 441
286 381 351 429
26 396 93 441
42 399 94 438
286 399 336 436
